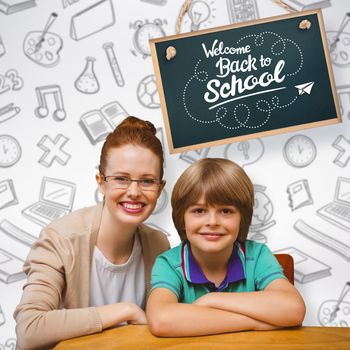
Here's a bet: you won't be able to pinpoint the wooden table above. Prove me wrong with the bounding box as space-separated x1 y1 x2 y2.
55 325 350 349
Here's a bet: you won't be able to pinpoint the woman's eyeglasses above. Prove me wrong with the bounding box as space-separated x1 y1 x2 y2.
102 175 163 191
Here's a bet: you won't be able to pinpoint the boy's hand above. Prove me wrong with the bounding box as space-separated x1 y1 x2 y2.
193 293 212 307
253 319 282 331
194 294 281 331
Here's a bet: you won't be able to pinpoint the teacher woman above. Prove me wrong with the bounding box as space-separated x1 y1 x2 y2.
14 116 170 350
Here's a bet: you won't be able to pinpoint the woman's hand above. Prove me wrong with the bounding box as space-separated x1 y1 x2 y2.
127 304 147 325
97 302 147 329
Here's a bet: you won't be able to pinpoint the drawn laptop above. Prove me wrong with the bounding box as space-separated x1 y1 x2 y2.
317 177 350 230
22 177 76 227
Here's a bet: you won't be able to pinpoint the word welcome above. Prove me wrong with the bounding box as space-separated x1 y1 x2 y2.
202 40 250 58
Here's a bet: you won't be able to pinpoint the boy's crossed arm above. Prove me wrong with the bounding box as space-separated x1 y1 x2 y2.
146 287 284 337
193 278 305 327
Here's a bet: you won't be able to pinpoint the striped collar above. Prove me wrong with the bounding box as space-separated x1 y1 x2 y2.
181 241 246 291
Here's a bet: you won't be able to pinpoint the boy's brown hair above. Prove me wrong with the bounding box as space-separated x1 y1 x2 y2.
171 158 254 242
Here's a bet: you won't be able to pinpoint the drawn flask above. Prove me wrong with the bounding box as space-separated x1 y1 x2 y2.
75 57 100 94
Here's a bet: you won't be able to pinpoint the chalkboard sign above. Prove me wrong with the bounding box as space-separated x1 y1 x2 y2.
150 9 341 153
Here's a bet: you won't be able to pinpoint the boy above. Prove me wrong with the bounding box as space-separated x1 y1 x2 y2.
146 158 305 336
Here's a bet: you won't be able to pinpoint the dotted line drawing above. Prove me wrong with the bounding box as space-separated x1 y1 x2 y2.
182 60 216 125
237 31 304 77
183 31 304 131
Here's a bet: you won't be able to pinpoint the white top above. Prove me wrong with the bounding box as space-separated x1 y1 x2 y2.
89 235 146 309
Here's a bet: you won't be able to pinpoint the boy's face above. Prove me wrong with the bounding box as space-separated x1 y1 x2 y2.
184 196 241 255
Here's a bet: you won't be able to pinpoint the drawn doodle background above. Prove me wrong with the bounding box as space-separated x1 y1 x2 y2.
1 0 350 343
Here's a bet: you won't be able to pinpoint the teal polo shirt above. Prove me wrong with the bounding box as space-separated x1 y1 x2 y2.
150 240 286 303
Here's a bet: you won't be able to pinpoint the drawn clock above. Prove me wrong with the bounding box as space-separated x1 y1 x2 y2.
283 135 317 167
131 19 166 58
0 135 22 167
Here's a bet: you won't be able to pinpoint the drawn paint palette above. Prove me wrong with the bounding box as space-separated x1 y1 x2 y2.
318 300 350 327
23 13 62 67
327 31 350 67
23 31 62 67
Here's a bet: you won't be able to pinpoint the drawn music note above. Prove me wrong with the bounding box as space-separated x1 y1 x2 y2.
337 85 350 120
34 85 66 121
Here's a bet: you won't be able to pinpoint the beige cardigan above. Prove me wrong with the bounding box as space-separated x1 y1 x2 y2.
14 203 170 350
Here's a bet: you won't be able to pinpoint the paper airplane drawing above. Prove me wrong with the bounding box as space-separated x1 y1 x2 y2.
295 81 315 95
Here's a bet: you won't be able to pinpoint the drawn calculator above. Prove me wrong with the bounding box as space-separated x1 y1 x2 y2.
226 0 259 23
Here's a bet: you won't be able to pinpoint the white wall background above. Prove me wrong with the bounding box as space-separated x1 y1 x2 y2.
0 0 350 345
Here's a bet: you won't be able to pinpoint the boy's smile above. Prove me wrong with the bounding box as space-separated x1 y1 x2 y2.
199 232 226 241
184 196 241 256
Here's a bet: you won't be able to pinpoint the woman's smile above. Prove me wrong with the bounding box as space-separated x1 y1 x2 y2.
119 201 146 214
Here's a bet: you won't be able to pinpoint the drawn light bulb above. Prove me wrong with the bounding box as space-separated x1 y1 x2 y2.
238 141 250 160
188 1 210 32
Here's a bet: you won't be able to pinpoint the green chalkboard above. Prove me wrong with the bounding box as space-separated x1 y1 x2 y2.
150 10 341 154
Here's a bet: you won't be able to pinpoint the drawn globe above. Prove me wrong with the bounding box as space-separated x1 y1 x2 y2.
137 75 160 109
250 189 273 230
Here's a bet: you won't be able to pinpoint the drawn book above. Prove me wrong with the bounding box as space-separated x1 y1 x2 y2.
79 101 128 144
281 0 331 11
274 246 331 284
0 248 25 284
0 0 36 14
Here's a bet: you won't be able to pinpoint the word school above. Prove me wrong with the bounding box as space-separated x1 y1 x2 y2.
200 40 287 104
